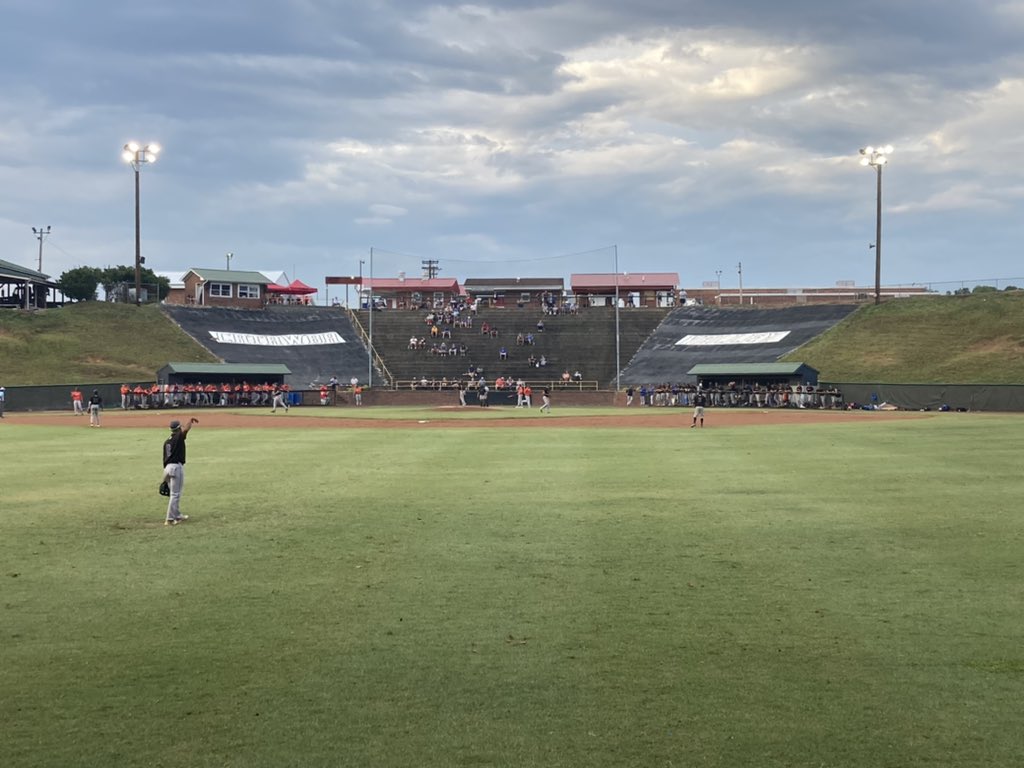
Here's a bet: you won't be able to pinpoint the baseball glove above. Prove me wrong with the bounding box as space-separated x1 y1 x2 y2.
158 480 171 497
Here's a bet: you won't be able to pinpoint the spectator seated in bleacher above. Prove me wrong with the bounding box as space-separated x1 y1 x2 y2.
499 346 508 360
536 319 545 332
516 333 525 346
573 370 583 381
525 333 535 345
408 335 418 349
561 370 571 383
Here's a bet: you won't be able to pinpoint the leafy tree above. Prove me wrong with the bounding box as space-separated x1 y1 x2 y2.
1003 285 1018 292
952 288 971 296
57 266 103 301
99 265 171 302
972 285 998 294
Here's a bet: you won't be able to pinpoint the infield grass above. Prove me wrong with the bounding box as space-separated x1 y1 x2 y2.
2 413 1022 767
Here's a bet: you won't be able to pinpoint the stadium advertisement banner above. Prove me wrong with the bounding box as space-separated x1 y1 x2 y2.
676 331 791 346
209 331 346 346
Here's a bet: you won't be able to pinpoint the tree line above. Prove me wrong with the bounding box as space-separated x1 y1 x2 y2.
57 265 172 302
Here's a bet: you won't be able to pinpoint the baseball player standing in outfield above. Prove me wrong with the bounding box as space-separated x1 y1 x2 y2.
539 386 552 414
270 385 290 413
87 389 103 427
71 386 84 415
163 417 198 525
691 390 707 428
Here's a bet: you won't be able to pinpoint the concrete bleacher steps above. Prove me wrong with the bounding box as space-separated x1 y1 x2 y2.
162 305 371 386
620 304 859 384
359 306 668 387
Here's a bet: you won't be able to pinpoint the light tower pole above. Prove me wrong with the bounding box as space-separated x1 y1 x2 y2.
859 145 893 305
121 142 160 305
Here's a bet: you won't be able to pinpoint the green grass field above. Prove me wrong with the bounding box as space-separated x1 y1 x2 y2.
784 291 1024 383
0 302 216 385
2 412 1022 767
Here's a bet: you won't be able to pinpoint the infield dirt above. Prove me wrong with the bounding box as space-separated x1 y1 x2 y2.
5 407 927 429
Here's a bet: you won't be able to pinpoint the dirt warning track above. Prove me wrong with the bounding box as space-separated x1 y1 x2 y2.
5 407 926 430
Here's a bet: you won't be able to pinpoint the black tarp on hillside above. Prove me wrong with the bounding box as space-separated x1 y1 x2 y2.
619 304 858 384
162 305 370 386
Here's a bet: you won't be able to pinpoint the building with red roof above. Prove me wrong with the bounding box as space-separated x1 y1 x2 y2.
570 273 680 308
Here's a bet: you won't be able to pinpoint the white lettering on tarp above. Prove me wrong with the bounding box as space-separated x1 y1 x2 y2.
675 331 791 346
209 331 346 346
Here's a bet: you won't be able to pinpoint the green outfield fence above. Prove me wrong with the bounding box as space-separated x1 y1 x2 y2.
825 382 1024 411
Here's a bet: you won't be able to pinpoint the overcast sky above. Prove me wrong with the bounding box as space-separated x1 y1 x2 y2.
2 0 1022 291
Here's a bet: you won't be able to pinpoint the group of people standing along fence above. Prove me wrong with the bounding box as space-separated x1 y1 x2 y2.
113 382 293 409
627 383 845 409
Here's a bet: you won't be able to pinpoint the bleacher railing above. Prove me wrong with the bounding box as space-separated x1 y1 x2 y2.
346 309 394 388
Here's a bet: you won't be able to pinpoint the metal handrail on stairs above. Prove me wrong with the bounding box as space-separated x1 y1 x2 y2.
346 309 394 388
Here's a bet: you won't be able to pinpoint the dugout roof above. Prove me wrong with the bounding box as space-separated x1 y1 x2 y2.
160 363 292 375
157 363 292 384
688 362 819 384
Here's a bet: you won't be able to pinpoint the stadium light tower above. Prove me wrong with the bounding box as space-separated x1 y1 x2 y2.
122 142 161 305
859 145 893 305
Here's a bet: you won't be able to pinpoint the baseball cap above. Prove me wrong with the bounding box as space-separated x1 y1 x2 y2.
169 419 181 430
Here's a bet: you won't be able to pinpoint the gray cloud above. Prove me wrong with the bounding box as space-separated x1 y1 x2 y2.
0 0 1021 288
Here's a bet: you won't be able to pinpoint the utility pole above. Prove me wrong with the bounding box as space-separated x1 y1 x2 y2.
32 226 52 272
737 262 743 305
422 259 440 279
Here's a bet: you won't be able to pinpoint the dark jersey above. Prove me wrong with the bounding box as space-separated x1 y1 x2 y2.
163 431 187 466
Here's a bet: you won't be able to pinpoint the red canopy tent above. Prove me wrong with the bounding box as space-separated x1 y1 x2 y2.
266 279 318 295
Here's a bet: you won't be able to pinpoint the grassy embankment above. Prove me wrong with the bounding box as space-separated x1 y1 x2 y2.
0 302 216 385
3 292 1024 385
784 291 1024 383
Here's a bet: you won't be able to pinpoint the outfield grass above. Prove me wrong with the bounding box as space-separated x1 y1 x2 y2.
2 414 1022 767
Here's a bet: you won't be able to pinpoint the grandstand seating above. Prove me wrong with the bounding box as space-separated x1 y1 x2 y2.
162 305 370 386
161 303 855 392
358 306 669 387
619 304 859 384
